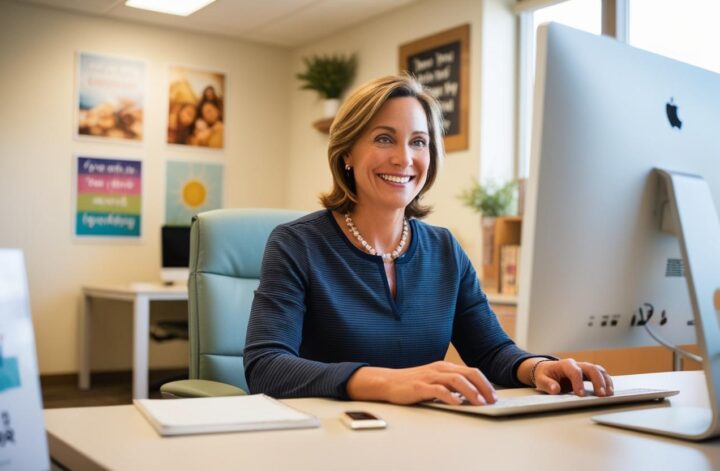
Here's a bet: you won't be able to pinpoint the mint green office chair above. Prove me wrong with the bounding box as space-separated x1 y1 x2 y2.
161 208 305 398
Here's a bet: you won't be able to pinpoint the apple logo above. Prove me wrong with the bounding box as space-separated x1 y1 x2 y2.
666 97 682 129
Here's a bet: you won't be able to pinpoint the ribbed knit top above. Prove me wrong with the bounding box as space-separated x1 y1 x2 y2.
243 210 540 399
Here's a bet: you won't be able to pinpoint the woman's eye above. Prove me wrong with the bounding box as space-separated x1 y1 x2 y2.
412 138 428 147
375 135 393 144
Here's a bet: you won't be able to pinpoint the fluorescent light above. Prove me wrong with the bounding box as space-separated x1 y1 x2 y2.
125 0 216 17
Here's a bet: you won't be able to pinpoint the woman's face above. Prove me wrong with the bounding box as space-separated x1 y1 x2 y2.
346 97 431 213
178 104 196 126
204 87 217 101
201 102 220 125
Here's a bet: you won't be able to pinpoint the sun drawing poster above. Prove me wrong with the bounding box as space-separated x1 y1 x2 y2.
165 161 223 225
76 52 145 141
75 156 142 238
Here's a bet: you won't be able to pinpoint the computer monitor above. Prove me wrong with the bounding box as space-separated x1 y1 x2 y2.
517 23 720 440
161 225 190 285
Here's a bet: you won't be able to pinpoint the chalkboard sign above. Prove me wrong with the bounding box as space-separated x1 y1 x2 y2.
399 24 469 152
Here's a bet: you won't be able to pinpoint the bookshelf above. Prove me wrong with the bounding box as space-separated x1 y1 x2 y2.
482 216 522 293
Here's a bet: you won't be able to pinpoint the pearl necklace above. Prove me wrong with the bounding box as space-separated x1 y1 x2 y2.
344 212 409 262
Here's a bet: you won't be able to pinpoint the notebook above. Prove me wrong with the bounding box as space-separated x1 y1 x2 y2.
134 394 320 436
423 386 678 417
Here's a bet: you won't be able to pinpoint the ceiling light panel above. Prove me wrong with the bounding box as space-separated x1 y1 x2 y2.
125 0 216 17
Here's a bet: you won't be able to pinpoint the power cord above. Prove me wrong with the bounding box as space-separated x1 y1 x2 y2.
643 322 703 364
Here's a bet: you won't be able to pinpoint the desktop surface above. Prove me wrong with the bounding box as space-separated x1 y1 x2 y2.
46 371 718 471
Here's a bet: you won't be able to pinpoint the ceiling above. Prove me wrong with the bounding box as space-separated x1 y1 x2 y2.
14 0 418 48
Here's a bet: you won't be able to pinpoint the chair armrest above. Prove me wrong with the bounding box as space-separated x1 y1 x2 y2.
160 379 248 398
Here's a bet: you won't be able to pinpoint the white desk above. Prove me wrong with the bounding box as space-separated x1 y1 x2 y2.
47 371 719 470
79 283 188 399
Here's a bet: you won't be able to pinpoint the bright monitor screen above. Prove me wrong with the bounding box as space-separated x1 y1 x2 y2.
517 23 720 353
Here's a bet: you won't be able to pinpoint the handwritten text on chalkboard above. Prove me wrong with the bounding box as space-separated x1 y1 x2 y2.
407 41 461 136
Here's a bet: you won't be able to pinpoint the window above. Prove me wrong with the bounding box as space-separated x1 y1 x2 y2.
516 0 602 177
629 0 720 74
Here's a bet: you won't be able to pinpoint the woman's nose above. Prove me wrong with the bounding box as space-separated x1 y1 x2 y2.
391 144 413 167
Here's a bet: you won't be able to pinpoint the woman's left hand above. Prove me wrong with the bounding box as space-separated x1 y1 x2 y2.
531 358 614 397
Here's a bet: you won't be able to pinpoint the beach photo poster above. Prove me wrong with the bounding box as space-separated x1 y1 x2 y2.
167 65 225 149
76 52 146 142
165 161 223 225
74 156 142 238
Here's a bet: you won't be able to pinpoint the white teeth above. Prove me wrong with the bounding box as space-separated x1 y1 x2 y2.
379 174 411 184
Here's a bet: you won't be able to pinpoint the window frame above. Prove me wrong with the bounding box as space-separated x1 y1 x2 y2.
514 0 628 178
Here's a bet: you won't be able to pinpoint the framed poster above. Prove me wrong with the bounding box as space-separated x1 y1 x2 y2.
167 65 226 149
75 51 146 142
399 24 470 152
74 156 142 239
165 161 224 225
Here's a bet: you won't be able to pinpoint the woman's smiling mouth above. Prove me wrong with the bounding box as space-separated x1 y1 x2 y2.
378 174 414 184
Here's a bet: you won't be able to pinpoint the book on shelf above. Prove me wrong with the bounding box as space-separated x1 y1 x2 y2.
499 244 521 296
134 394 320 436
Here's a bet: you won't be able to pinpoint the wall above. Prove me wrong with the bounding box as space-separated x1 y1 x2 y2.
285 0 518 267
0 1 292 374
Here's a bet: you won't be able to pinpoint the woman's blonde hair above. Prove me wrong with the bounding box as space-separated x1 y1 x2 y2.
319 74 445 219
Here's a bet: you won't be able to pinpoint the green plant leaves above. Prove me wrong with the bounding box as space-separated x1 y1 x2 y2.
458 180 517 217
296 54 357 99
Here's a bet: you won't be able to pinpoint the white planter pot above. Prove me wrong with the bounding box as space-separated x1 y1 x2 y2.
323 98 340 118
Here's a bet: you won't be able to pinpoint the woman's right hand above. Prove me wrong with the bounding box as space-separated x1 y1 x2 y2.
346 361 497 406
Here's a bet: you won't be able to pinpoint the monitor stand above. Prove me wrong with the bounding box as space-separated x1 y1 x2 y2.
593 168 720 441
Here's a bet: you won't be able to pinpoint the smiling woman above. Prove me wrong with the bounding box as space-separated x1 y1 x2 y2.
243 75 614 406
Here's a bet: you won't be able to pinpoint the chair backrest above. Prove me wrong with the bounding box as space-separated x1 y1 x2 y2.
188 208 305 392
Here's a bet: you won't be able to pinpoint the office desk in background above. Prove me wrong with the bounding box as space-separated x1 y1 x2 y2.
47 371 719 471
79 283 188 399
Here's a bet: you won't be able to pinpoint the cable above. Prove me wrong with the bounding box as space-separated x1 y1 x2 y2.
643 322 704 364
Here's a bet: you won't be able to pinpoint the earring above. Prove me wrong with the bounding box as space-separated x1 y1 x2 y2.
345 164 352 171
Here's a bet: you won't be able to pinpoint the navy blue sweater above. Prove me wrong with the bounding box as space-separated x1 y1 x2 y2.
244 210 540 399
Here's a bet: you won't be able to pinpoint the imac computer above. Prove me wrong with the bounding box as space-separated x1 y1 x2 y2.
517 23 720 440
161 225 190 285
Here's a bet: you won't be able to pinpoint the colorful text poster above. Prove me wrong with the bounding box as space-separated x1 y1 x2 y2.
167 65 225 148
165 161 223 225
75 156 142 238
76 52 145 141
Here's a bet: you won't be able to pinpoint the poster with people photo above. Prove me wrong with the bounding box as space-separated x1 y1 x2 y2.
76 51 146 142
167 65 225 149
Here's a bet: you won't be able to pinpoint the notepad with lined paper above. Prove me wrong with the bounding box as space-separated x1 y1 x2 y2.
134 394 320 436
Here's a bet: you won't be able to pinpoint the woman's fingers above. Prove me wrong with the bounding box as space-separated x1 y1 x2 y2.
579 362 609 396
535 374 561 394
462 367 497 404
535 359 615 397
430 371 484 405
603 368 614 394
421 384 463 405
438 363 497 404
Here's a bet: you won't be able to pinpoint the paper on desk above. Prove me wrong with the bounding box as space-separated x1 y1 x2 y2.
134 394 319 436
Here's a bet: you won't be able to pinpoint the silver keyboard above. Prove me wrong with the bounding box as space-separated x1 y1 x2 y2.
423 388 679 417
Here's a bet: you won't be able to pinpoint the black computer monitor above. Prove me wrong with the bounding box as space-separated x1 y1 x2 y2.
161 225 190 284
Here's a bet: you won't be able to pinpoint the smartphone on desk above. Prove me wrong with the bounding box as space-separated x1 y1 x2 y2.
341 411 387 430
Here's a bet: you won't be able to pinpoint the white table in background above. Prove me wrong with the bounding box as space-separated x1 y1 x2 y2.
79 283 188 399
46 371 720 470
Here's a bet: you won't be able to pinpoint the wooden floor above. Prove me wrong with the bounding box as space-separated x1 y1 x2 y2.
41 369 187 409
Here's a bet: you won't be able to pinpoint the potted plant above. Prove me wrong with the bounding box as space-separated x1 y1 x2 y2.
459 179 517 266
296 53 357 118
